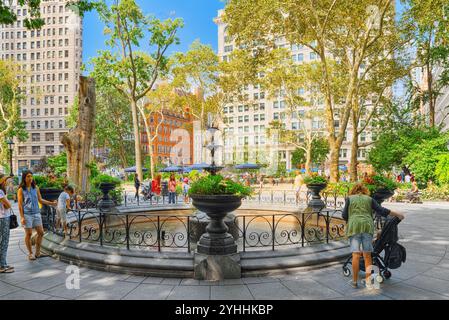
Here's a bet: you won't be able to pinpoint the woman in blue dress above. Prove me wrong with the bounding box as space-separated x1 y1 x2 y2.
17 170 57 261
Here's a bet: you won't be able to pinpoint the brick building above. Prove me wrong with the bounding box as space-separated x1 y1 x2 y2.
141 108 193 167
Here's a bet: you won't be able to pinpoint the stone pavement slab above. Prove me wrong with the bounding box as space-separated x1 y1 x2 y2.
121 284 175 300
167 285 210 300
1 202 449 300
211 285 254 300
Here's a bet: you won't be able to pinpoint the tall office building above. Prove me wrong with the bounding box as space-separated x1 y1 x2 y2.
0 0 83 175
214 10 373 172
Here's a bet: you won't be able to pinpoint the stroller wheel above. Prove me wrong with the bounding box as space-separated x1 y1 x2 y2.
343 267 351 277
376 275 384 283
382 270 392 279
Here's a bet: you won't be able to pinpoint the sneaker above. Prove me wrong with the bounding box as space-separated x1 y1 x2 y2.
365 280 374 290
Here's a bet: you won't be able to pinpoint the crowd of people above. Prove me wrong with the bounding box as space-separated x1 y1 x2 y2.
133 173 191 205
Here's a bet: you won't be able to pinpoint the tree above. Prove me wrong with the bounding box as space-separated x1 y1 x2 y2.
367 126 441 172
90 0 183 182
291 137 330 169
61 77 96 192
404 132 449 184
0 60 28 167
0 0 45 28
261 49 330 174
94 86 134 169
401 0 449 127
138 82 182 179
224 0 400 182
172 41 219 162
435 154 449 185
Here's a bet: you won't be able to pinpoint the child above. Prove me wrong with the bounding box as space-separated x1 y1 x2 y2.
56 185 75 237
182 177 190 204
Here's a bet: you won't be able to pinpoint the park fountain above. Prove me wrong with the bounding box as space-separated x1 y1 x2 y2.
189 119 243 279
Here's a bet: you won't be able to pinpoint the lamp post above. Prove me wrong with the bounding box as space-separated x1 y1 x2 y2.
6 138 14 177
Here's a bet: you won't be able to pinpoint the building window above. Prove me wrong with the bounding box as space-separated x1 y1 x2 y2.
32 146 41 155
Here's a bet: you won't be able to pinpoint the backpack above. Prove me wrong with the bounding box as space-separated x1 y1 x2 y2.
386 243 406 269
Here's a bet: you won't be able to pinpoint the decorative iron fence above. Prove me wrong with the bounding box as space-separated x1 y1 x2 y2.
45 206 351 253
46 207 197 253
234 209 346 252
122 190 348 209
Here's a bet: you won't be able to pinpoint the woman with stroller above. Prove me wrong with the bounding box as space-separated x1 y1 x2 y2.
342 183 404 289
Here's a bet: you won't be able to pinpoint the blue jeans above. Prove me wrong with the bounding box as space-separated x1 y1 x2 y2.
0 217 10 268
349 233 374 253
168 192 176 204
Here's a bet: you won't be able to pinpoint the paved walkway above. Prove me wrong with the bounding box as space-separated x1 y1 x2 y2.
1 202 449 300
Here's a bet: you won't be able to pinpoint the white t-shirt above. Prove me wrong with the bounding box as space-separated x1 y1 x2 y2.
0 190 10 218
57 191 71 210
404 175 411 183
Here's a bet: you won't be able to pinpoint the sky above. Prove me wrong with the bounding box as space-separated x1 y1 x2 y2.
82 0 407 73
81 0 225 71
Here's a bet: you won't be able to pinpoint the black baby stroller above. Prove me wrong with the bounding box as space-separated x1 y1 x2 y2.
342 215 406 282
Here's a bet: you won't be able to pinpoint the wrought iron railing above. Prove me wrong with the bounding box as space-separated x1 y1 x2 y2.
122 189 348 209
234 209 346 252
45 206 350 253
46 207 197 253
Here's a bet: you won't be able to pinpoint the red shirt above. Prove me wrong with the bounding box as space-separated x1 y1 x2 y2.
151 180 161 195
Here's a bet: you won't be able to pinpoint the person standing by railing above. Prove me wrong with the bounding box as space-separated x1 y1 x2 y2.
168 174 177 204
17 170 57 261
134 174 141 200
0 176 14 273
56 185 75 238
294 171 304 203
182 177 190 204
342 183 404 289
151 174 162 200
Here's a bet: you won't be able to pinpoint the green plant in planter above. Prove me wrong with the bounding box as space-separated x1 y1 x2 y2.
90 174 122 188
189 174 252 197
304 174 328 185
33 175 65 189
363 174 397 194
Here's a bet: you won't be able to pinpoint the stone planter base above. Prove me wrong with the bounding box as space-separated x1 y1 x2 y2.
189 211 239 242
194 253 241 280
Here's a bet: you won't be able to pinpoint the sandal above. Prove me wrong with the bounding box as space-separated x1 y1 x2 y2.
35 253 49 258
349 280 358 288
1 266 15 273
28 254 36 261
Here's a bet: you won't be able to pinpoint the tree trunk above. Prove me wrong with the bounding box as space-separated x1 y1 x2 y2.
130 99 143 182
328 144 340 182
350 131 358 182
426 62 435 127
305 145 312 176
61 77 96 192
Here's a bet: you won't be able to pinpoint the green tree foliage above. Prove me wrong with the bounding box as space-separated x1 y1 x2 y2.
224 0 407 182
291 137 330 168
368 126 440 172
401 0 449 126
404 133 449 184
435 154 449 185
94 86 134 169
0 0 45 28
0 61 28 166
90 0 183 181
47 152 68 176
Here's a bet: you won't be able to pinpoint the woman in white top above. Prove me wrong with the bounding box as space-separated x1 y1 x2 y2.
0 176 14 273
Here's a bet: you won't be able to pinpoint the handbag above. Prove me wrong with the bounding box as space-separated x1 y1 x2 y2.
9 209 19 230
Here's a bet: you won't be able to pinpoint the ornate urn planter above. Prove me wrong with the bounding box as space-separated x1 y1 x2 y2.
40 188 63 230
190 194 242 255
306 183 327 211
97 182 116 211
